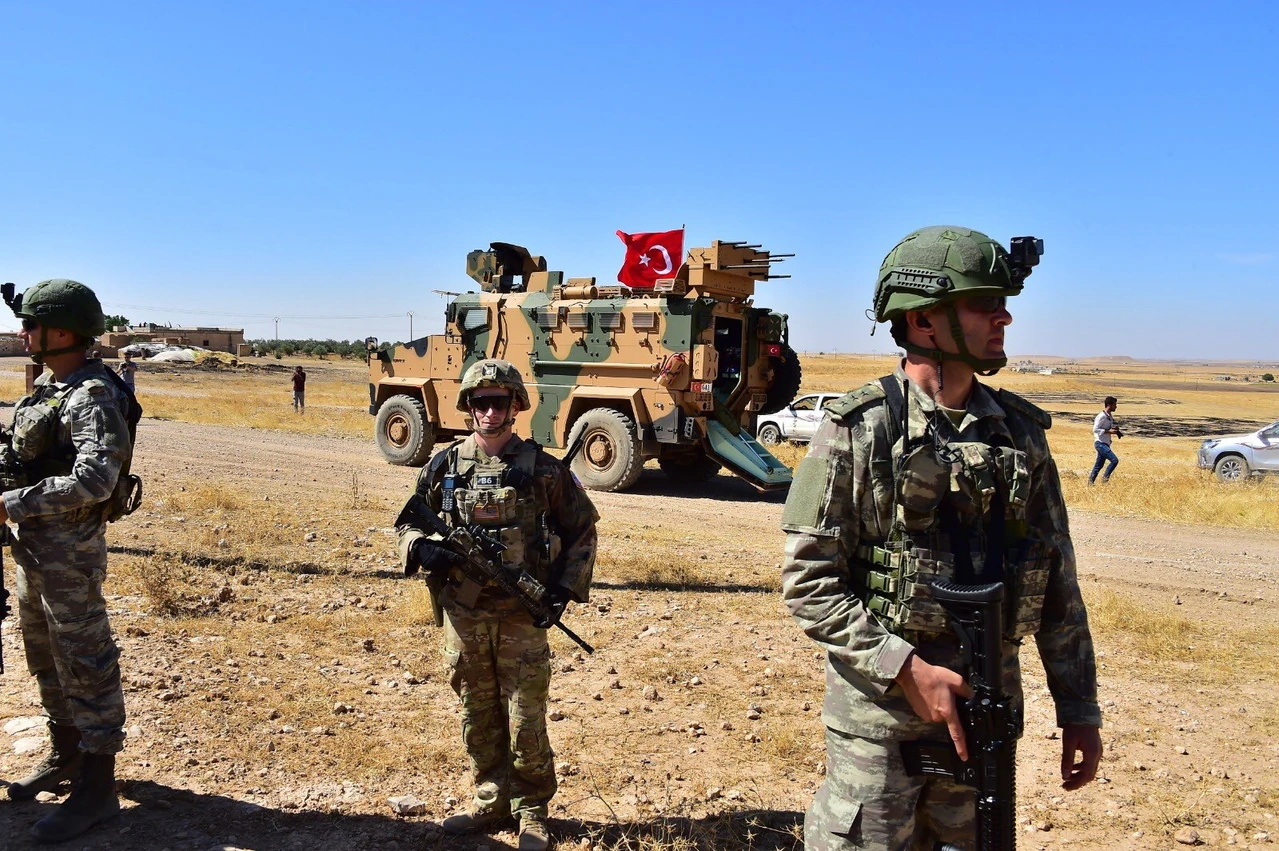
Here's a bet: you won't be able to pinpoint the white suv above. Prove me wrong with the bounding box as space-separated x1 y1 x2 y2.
754 392 842 445
1198 419 1279 482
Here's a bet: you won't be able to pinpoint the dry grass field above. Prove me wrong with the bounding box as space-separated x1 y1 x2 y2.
1 353 1277 850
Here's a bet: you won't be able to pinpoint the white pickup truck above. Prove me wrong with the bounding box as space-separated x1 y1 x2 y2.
754 392 843 445
1198 419 1279 482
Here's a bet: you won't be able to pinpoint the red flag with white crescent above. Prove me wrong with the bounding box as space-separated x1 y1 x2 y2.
616 228 684 288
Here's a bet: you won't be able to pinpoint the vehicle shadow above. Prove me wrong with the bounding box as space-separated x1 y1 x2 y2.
0 780 802 850
626 469 790 504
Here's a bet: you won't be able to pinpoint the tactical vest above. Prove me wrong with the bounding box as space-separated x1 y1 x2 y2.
6 368 143 522
835 377 1052 640
438 439 557 586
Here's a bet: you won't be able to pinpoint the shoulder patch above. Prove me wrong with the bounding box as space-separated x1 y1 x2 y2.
823 382 887 421
997 388 1052 429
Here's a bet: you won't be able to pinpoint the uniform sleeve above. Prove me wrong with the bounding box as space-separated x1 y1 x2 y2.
546 462 598 603
3 384 128 524
395 465 444 573
1031 452 1103 728
780 416 915 692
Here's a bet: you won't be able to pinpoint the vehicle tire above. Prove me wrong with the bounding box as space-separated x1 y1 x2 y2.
760 344 802 415
658 450 721 483
756 423 782 445
375 395 436 466
568 408 643 492
1214 454 1250 483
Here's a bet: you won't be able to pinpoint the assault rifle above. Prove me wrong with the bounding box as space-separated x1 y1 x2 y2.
1 526 11 674
397 496 595 654
901 581 1018 851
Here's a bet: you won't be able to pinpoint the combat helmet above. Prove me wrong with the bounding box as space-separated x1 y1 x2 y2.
457 359 531 411
872 226 1042 374
3 279 107 363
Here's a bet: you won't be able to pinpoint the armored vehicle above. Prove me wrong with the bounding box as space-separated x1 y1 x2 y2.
367 239 800 492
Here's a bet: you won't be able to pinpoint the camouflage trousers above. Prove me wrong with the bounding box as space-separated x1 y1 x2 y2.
806 727 974 851
443 594 555 819
11 522 126 755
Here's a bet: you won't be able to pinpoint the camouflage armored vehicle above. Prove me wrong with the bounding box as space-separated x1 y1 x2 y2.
367 239 800 492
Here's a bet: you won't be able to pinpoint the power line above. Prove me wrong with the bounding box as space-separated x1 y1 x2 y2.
101 302 411 321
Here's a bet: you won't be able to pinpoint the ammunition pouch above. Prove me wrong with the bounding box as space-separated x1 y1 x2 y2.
10 400 62 464
854 536 1052 640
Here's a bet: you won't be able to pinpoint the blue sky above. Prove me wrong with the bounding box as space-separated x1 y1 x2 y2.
1 1 1276 360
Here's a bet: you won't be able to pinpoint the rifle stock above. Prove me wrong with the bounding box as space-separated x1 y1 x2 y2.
397 494 594 654
901 580 1019 851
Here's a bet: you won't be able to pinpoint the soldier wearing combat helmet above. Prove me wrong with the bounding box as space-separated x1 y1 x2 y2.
396 359 598 851
780 228 1102 850
1 279 138 841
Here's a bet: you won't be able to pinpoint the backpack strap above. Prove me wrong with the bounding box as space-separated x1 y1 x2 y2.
419 439 465 497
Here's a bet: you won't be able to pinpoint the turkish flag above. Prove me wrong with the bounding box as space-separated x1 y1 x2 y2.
616 229 684 288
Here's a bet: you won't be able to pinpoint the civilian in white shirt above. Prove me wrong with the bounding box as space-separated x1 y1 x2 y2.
1089 396 1122 484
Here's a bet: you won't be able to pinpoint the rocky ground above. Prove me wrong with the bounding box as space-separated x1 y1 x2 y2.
1 418 1277 850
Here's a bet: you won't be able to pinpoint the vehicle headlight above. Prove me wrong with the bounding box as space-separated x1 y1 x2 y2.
1201 440 1219 450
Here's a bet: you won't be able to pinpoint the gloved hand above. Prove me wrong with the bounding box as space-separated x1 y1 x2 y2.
406 539 462 578
533 587 570 629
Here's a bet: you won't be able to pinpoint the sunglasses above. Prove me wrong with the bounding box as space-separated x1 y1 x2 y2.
20 318 39 331
965 295 1008 314
469 396 512 413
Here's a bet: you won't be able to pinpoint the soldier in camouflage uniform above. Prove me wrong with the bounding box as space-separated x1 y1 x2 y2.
2 280 134 842
780 228 1102 850
396 359 598 851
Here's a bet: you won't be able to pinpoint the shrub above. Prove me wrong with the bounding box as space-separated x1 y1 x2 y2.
1263 373 1275 382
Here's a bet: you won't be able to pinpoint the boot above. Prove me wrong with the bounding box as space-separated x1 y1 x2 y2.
7 722 82 801
29 753 120 843
441 802 513 835
518 811 551 851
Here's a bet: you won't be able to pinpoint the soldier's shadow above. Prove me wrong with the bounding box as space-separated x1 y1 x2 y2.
627 469 790 504
0 780 803 850
0 779 512 851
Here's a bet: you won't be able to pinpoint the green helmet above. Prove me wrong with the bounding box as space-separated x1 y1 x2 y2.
872 226 1042 374
457 358 530 412
10 279 106 338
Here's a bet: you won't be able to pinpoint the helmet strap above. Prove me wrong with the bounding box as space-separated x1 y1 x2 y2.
28 327 90 365
899 304 1007 375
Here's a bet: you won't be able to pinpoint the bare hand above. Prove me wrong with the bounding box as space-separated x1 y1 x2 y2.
1060 724 1103 790
895 653 973 760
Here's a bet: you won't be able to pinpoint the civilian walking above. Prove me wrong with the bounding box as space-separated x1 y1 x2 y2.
1089 396 1121 484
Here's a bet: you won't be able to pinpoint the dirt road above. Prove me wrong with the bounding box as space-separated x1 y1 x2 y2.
131 417 1279 607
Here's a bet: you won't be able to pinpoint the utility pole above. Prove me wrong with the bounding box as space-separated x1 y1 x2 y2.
408 311 415 341
274 317 279 341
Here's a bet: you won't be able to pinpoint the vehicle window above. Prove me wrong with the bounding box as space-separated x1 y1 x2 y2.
791 397 817 412
817 396 833 410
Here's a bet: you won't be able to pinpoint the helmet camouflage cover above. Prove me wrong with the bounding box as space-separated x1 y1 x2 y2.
873 226 1020 322
10 278 106 338
873 226 1042 374
457 358 531 411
